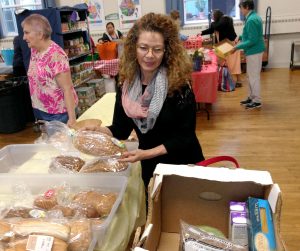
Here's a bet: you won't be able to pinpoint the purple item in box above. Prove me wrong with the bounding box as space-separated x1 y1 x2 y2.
230 201 247 212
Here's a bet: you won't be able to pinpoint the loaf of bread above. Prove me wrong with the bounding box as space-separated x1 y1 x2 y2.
95 193 117 216
5 208 32 219
12 220 70 241
34 195 58 210
73 130 126 156
4 236 68 251
73 191 117 217
71 119 102 131
0 221 12 242
81 158 128 173
74 205 100 218
68 220 92 251
51 205 75 218
50 155 85 173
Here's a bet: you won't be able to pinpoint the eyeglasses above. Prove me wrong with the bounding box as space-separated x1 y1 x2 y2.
136 44 165 56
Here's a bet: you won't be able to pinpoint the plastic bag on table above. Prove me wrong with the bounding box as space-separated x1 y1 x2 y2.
34 120 76 152
180 220 247 251
73 130 127 157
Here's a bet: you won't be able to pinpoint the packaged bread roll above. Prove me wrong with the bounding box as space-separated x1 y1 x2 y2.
4 236 68 251
68 220 92 251
34 194 58 210
5 207 33 219
12 220 70 241
73 130 126 156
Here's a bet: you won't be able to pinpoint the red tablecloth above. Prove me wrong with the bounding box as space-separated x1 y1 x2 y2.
183 35 203 49
192 50 219 103
94 59 120 76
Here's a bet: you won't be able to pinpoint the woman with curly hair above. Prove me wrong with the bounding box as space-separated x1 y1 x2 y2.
85 12 205 186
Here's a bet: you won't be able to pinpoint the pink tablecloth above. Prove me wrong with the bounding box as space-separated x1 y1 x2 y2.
192 50 218 103
94 59 120 76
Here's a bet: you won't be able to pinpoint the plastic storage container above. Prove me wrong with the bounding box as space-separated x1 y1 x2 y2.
0 144 60 173
1 49 14 66
0 142 138 176
0 173 128 250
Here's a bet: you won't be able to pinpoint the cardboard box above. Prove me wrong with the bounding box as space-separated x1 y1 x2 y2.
214 39 234 59
141 164 286 251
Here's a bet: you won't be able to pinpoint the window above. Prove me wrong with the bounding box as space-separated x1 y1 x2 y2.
183 0 240 25
0 0 42 37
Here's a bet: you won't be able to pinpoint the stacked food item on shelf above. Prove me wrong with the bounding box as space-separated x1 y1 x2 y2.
63 38 90 58
61 20 87 33
75 78 106 115
75 86 97 116
70 62 94 87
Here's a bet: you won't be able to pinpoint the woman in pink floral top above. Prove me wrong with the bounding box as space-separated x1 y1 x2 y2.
22 14 78 127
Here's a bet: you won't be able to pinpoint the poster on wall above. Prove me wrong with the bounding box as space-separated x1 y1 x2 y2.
118 0 142 29
84 0 105 28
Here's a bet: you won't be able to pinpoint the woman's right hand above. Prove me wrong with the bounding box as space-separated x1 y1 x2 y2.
234 37 240 44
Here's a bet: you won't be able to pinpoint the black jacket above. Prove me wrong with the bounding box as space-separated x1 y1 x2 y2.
214 16 237 42
102 30 123 42
201 16 237 43
108 84 205 186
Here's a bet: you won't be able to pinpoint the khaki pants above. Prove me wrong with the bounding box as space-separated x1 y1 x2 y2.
246 52 263 103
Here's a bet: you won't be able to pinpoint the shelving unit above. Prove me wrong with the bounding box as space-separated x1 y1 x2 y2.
58 7 95 87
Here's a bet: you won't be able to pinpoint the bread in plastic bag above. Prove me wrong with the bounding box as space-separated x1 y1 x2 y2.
68 219 92 251
35 121 75 152
73 191 117 217
4 235 68 251
49 155 85 173
80 157 128 173
12 219 70 241
73 130 126 156
180 220 247 251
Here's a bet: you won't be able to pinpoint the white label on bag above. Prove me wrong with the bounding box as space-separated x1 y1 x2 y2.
26 235 54 251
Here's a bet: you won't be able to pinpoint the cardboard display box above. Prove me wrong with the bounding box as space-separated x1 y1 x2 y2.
140 164 286 251
214 38 234 59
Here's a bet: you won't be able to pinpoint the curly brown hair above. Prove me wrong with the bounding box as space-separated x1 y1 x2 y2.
119 12 192 94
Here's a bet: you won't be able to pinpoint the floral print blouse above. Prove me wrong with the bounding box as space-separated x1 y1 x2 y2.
27 41 78 114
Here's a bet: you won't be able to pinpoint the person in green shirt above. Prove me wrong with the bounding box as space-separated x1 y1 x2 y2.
233 0 265 109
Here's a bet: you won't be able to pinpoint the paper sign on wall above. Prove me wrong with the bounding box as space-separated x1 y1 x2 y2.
118 0 142 29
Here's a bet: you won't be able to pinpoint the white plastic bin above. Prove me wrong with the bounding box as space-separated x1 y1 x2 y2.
0 173 127 250
0 144 60 173
0 142 138 175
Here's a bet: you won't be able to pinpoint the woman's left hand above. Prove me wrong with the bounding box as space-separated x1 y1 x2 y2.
118 150 148 163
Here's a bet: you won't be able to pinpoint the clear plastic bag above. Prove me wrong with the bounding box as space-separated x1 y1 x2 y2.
180 220 247 251
80 157 128 173
49 155 86 173
73 130 126 157
35 121 76 152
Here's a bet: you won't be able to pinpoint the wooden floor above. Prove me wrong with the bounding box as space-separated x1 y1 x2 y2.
0 68 300 250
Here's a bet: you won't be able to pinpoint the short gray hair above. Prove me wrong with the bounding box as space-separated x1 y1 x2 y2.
21 14 52 39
